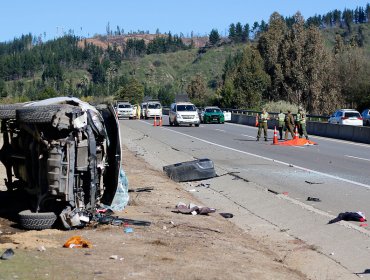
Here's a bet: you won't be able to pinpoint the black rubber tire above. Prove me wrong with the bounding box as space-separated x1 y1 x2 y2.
17 105 81 124
19 210 57 230
169 119 173 126
195 124 200 127
0 104 25 120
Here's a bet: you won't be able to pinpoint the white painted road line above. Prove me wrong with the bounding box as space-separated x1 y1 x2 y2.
242 134 256 138
345 155 370 162
160 126 370 190
214 129 226 132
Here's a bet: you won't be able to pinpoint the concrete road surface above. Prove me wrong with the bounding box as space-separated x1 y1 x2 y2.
120 117 370 278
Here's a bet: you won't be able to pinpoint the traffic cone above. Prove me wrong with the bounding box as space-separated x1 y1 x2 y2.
159 116 162 126
273 126 278 144
294 126 299 140
153 115 157 127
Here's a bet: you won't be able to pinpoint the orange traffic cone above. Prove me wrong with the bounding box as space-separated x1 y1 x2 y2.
273 126 278 144
294 126 299 140
159 116 162 126
153 115 157 127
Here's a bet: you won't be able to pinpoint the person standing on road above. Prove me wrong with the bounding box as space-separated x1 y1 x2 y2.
136 104 141 119
284 110 295 140
295 108 302 136
300 110 309 139
277 110 285 140
256 109 269 141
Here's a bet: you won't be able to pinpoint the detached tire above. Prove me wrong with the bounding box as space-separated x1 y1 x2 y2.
19 210 57 230
0 104 25 120
16 105 64 124
17 105 81 124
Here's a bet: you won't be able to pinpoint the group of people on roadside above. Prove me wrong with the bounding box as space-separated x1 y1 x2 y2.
256 108 309 141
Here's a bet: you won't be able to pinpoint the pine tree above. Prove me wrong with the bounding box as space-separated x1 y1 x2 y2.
209 29 220 45
228 23 236 41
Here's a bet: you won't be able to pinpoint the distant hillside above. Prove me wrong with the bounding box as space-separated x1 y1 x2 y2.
79 34 209 51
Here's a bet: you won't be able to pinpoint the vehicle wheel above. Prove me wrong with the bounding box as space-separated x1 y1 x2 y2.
195 124 199 127
17 105 81 124
189 124 193 127
367 120 370 126
174 118 179 126
18 210 57 230
169 119 173 126
0 104 25 120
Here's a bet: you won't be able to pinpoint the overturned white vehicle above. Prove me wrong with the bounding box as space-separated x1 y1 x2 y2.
0 97 123 230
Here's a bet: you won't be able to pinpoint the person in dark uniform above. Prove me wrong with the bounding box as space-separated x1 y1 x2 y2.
256 109 269 141
284 110 295 140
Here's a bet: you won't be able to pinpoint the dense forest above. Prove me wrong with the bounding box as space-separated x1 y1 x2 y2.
0 4 370 114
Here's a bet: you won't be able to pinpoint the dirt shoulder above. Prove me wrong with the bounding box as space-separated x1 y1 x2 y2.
0 145 307 280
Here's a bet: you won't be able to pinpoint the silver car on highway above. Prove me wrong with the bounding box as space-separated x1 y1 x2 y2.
328 109 363 126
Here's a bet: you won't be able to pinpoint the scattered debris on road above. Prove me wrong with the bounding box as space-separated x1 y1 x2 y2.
174 202 216 215
94 213 151 226
328 211 366 224
163 159 216 182
305 181 323 185
0 248 14 260
307 197 321 202
220 213 234 218
63 236 92 248
128 187 154 193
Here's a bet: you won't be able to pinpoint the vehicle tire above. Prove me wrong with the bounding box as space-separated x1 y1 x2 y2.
17 105 81 124
367 120 370 126
195 124 199 127
169 119 173 126
174 119 179 126
0 104 25 120
18 210 57 230
189 124 193 127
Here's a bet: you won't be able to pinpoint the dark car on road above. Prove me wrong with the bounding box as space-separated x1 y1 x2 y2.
0 97 122 230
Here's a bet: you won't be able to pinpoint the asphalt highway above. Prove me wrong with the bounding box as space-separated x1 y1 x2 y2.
120 117 370 275
122 117 370 222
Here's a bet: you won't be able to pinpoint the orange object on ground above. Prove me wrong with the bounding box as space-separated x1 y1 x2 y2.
153 115 157 126
273 126 278 145
159 116 162 126
63 236 92 248
294 126 299 140
255 116 258 127
275 138 317 146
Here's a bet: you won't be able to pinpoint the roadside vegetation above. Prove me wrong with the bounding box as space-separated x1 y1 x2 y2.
1 4 370 114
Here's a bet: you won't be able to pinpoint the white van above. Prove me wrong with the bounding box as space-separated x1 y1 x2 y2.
144 101 162 119
169 102 200 127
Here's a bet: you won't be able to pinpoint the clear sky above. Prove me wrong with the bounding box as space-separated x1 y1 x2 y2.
1 0 369 42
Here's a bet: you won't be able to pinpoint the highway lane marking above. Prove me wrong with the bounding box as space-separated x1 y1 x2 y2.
241 134 256 138
225 122 370 148
345 155 370 162
159 126 370 190
214 129 226 132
